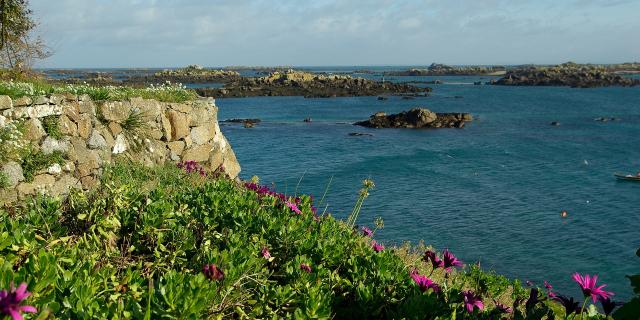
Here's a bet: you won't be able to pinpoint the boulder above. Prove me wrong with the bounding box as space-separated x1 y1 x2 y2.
22 118 46 142
167 111 189 140
41 137 71 155
191 124 216 145
1 161 25 187
0 95 12 110
354 108 472 129
87 130 108 150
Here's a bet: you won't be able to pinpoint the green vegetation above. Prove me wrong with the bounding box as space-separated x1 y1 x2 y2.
1 162 631 319
40 115 61 140
18 147 65 181
0 79 198 103
120 109 150 152
0 171 9 189
0 0 50 69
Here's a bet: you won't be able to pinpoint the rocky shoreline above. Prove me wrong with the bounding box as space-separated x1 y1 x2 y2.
354 108 472 129
493 63 640 88
195 70 431 98
384 63 507 76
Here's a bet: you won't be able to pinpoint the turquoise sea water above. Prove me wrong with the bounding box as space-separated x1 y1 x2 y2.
216 75 640 300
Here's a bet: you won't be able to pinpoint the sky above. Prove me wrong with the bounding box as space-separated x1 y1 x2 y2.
32 0 640 68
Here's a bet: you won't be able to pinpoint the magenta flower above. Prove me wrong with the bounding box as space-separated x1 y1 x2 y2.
552 295 580 315
203 264 224 281
300 263 312 273
371 240 384 253
600 297 623 316
462 290 484 313
361 226 373 237
285 201 302 214
261 247 271 259
544 280 553 290
442 249 463 272
0 282 37 320
423 250 444 270
410 270 441 293
493 301 513 314
572 273 613 303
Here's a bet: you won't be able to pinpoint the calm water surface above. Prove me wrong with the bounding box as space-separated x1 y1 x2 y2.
216 78 640 300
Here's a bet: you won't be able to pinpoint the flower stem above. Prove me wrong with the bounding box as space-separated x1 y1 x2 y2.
580 298 588 320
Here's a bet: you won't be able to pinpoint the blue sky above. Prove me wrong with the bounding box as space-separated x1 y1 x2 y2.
32 0 640 68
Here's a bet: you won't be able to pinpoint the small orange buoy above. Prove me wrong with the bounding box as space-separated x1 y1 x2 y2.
560 210 568 218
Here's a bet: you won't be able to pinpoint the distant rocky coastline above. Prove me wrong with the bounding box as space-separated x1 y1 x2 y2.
384 63 507 76
196 70 431 98
493 63 640 88
355 108 472 129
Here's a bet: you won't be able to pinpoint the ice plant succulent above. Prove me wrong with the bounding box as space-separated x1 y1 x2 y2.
261 247 272 259
410 270 441 293
300 263 312 273
285 201 302 215
462 290 484 313
361 226 373 237
371 240 384 252
493 301 513 314
552 295 580 315
202 264 224 281
600 297 623 316
0 282 37 320
442 249 463 272
423 250 444 270
572 273 613 302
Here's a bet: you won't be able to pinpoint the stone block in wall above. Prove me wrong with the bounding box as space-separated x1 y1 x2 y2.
0 189 18 205
130 97 161 120
77 114 92 139
167 111 189 140
22 118 46 142
190 124 215 145
68 137 100 165
1 161 25 187
41 137 71 155
76 159 100 178
47 163 63 176
33 96 50 105
112 134 127 154
182 143 212 162
78 100 96 116
50 94 66 105
0 95 12 110
189 107 214 127
98 127 115 148
13 96 31 107
170 103 193 114
59 115 78 137
63 102 82 122
80 175 99 190
160 113 172 141
88 130 108 150
100 101 131 122
108 122 122 136
10 104 63 119
167 141 185 156
50 174 81 196
16 174 56 197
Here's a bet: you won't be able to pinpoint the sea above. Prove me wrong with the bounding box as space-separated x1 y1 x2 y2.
44 66 640 300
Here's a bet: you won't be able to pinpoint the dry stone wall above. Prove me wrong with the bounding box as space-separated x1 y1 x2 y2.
0 94 240 204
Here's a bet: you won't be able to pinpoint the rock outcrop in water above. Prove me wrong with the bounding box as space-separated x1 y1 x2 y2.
195 70 431 98
493 63 640 88
385 63 507 76
354 108 472 129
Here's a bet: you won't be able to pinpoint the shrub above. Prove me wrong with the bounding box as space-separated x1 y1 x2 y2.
0 118 26 163
0 162 628 319
19 147 66 181
0 172 9 189
41 115 62 140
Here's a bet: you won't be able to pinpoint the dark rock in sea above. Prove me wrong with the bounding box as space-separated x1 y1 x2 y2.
474 81 482 85
454 96 464 99
494 63 640 88
401 96 415 100
349 132 374 137
195 70 431 98
303 118 312 123
243 122 255 128
377 96 388 101
354 108 472 129
223 118 262 124
551 121 561 126
384 63 506 76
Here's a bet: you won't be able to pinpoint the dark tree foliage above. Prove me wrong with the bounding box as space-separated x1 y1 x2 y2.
0 0 49 69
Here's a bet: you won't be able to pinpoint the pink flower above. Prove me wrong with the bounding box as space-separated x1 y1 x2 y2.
494 301 513 314
0 282 37 320
261 247 271 259
572 273 613 303
423 250 444 270
410 270 441 293
372 240 384 252
285 201 302 214
544 280 553 290
203 264 224 281
300 263 312 273
361 226 373 237
462 290 484 313
442 249 463 272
